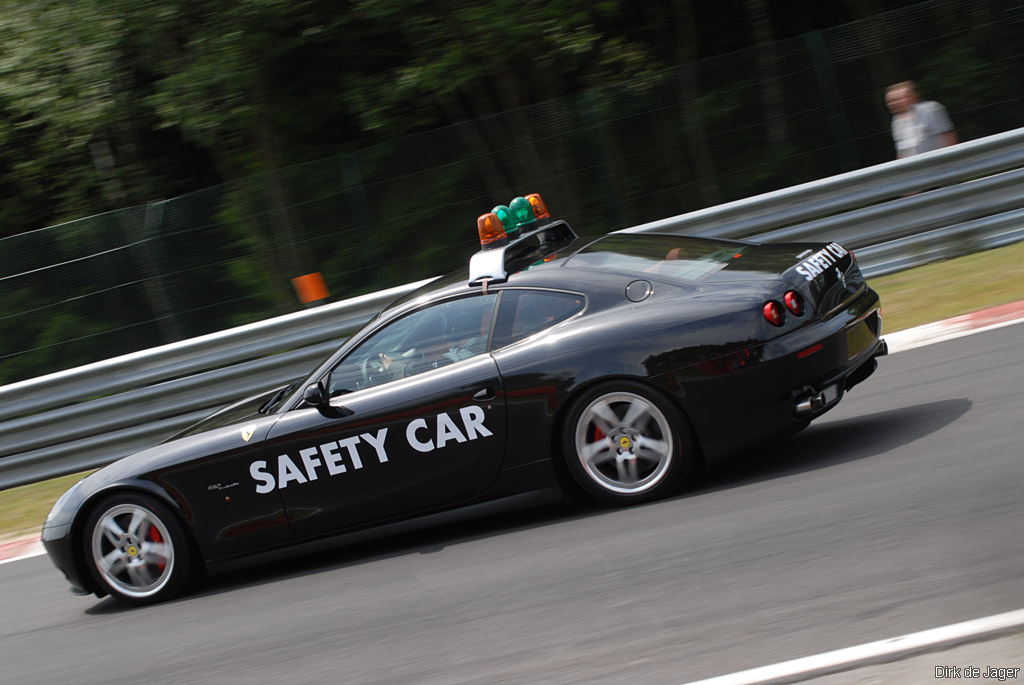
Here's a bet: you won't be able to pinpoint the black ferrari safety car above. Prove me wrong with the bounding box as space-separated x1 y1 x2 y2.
43 193 886 604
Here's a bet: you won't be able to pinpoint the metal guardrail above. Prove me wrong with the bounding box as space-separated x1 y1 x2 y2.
0 280 435 488
620 127 1024 240
3 127 1024 489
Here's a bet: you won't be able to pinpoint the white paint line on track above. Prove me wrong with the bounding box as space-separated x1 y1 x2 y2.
683 608 1024 685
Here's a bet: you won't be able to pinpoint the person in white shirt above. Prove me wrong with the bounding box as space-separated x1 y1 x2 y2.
885 81 958 158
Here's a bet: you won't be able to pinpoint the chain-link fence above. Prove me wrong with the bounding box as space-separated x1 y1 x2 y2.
2 0 1022 386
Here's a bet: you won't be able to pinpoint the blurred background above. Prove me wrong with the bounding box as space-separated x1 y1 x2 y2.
1 0 1021 385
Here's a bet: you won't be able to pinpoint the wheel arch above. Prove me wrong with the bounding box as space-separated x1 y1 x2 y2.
69 481 201 597
548 374 707 485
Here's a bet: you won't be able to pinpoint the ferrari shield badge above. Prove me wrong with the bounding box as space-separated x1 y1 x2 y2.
241 425 256 442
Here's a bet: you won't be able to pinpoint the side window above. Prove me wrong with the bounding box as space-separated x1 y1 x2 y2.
327 294 497 395
492 290 585 349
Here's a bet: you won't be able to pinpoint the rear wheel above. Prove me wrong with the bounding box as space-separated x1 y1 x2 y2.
84 493 193 606
562 381 694 506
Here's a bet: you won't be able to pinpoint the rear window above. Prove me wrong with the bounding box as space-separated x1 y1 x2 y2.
564 234 747 281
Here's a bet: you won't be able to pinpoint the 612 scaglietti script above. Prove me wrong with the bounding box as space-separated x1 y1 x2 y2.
43 193 886 605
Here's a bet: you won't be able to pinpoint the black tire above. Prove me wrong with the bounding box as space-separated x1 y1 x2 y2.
561 381 694 506
83 492 194 606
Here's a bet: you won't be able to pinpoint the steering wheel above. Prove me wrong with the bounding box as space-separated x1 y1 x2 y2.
360 354 385 386
431 354 455 370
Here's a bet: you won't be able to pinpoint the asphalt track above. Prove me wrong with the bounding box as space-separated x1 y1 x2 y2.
1 324 1021 684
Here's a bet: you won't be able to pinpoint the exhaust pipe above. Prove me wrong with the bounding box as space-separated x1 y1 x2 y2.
795 391 826 415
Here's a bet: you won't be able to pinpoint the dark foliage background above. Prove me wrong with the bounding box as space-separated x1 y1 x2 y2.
1 0 1021 383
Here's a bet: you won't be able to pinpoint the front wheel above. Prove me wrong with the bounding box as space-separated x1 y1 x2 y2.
83 493 194 606
562 382 695 506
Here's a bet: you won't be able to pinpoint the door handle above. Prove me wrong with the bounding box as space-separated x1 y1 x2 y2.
473 387 496 402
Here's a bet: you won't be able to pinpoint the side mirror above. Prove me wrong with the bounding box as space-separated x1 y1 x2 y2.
302 382 353 418
302 381 329 406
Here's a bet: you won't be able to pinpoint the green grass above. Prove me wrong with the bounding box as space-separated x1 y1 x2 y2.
870 241 1024 333
0 471 92 541
3 241 1024 542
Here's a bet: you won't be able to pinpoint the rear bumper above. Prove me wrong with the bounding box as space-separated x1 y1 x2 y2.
672 286 884 464
791 334 885 417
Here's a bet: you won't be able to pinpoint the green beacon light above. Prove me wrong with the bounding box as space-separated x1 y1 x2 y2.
509 196 537 233
491 205 516 235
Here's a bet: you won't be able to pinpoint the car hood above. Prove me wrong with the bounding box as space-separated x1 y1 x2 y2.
77 385 288 495
165 384 289 442
75 403 282 500
44 395 284 530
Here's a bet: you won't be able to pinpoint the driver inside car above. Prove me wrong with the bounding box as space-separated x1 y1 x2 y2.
378 309 485 373
328 295 498 396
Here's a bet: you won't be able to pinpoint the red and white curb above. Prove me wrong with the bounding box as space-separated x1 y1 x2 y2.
0 535 44 565
683 608 1024 685
2 301 1023 569
883 300 1024 353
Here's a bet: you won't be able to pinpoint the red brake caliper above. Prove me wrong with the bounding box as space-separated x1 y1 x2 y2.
149 525 166 571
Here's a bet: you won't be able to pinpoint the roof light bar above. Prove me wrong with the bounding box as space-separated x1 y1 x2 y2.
492 205 515 233
477 212 509 249
526 193 550 222
508 196 537 233
476 192 551 249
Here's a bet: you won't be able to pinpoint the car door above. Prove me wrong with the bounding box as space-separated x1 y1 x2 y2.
264 293 505 538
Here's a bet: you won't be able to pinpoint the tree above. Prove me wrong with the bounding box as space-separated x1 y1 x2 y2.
744 0 788 147
0 1 119 235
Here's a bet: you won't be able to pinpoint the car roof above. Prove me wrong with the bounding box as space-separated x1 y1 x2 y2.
379 247 590 322
378 227 773 323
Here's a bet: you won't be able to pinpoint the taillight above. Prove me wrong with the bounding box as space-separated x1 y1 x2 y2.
784 291 803 316
763 301 785 327
797 343 823 359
